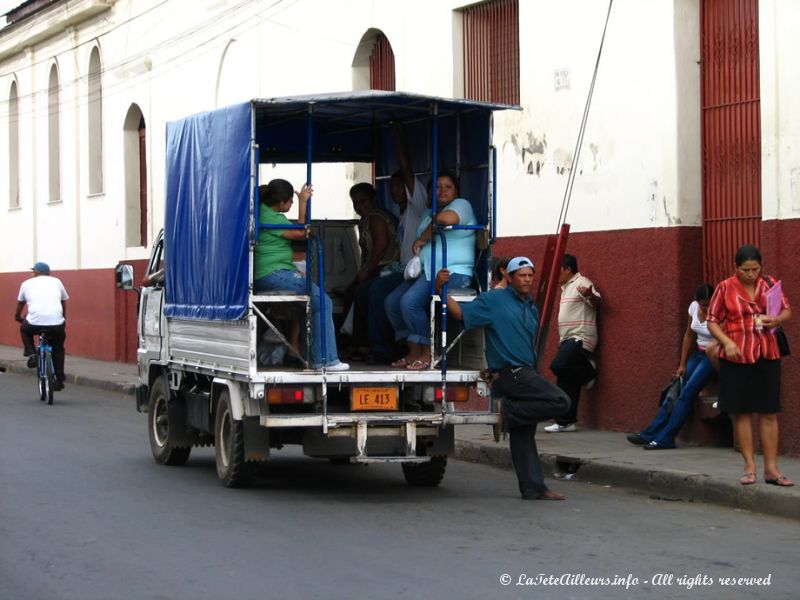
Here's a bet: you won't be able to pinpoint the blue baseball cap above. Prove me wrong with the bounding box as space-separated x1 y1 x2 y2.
506 256 534 274
32 262 51 274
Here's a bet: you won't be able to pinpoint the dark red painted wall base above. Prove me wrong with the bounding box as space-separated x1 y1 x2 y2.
0 260 146 364
2 220 798 454
494 219 800 456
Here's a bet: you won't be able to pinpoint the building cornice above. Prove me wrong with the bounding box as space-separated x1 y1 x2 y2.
0 0 115 63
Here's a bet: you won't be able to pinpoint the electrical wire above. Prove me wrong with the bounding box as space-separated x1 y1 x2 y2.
556 0 613 232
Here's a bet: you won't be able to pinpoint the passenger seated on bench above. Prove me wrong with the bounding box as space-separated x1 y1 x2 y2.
626 284 718 449
386 171 476 370
343 182 399 361
253 179 349 371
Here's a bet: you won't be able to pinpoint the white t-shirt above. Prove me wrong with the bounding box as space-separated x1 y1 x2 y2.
398 175 429 266
18 275 69 326
688 300 712 350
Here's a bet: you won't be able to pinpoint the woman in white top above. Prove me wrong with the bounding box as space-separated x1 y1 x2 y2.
627 284 717 449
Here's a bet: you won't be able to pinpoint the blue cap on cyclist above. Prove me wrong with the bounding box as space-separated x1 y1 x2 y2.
32 262 51 275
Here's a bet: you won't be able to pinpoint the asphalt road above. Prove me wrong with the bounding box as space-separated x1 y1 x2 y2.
1 371 797 600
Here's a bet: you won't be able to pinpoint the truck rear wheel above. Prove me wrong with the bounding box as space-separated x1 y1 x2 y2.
148 377 191 466
402 455 447 486
214 389 251 488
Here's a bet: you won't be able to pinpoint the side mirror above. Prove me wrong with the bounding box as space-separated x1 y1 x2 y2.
116 264 135 290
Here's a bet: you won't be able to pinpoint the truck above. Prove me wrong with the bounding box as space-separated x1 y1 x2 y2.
117 91 515 488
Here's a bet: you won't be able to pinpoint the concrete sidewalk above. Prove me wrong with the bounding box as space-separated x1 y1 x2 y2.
1 344 798 521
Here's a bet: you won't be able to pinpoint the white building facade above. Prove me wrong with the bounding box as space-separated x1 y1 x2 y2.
1 0 798 450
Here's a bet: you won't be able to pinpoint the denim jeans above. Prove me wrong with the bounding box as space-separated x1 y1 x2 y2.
493 366 571 497
253 269 340 367
640 350 713 447
385 273 472 346
356 271 404 357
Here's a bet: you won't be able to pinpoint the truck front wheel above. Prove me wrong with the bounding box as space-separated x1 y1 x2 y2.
214 389 251 488
402 455 447 486
148 376 191 466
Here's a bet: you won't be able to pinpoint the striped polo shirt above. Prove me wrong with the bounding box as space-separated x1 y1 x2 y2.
558 272 600 352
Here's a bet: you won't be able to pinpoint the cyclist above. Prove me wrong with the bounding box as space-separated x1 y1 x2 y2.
14 262 69 391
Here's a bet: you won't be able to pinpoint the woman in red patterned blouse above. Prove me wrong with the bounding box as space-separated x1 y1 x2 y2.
707 245 793 487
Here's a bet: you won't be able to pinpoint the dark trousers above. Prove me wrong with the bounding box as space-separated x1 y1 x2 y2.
20 320 66 381
493 366 571 497
358 271 404 358
550 338 596 426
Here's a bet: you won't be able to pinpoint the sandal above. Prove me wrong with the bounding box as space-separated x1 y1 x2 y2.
764 475 795 487
406 359 430 371
391 357 410 368
739 472 757 486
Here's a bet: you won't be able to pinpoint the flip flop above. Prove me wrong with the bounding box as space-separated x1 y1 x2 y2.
406 359 430 371
391 357 410 368
764 475 794 487
739 472 757 485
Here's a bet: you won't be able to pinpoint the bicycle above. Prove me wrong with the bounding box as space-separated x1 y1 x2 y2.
35 331 57 405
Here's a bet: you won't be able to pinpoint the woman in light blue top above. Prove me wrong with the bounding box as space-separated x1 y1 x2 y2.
386 171 476 370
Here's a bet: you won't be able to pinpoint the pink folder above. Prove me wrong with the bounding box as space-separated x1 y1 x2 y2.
765 280 783 332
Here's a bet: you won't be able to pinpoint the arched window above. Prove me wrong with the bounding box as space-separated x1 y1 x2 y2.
88 47 103 194
369 33 395 91
48 64 61 202
9 80 20 209
352 29 396 91
123 104 147 247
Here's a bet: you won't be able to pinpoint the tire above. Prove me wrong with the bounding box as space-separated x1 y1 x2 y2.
402 455 447 487
38 359 46 403
148 376 191 466
44 354 55 405
214 389 251 488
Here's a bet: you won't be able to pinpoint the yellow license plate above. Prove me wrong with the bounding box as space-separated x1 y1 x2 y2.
351 387 398 411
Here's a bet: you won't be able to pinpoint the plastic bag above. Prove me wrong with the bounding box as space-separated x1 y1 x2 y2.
658 377 683 414
404 255 422 281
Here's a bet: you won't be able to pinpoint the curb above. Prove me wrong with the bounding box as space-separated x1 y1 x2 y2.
0 359 136 396
455 439 800 522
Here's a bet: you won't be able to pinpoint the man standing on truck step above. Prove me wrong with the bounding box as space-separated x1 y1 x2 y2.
436 257 571 501
544 253 601 433
15 262 69 390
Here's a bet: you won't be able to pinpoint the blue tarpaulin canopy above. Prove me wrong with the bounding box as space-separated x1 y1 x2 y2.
163 92 518 322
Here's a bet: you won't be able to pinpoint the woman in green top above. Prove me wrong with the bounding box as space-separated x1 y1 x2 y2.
253 179 348 371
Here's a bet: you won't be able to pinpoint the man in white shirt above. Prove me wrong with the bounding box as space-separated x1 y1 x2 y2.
15 262 69 390
545 254 601 432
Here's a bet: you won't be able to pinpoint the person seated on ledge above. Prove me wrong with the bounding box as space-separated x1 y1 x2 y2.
253 179 348 371
627 284 718 450
344 182 399 361
385 171 476 370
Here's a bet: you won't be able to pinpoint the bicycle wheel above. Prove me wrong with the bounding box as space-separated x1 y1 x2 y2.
37 351 47 402
44 351 55 405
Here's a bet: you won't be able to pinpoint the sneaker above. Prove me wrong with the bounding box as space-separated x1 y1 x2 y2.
626 433 648 446
584 359 597 389
325 361 350 372
544 423 576 433
27 355 38 368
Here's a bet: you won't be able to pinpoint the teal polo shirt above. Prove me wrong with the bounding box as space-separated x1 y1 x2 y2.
459 287 539 370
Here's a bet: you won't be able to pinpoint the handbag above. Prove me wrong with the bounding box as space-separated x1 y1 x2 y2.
658 377 683 413
761 275 791 357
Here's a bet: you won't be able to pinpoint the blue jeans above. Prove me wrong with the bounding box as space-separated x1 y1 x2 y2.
253 269 340 367
640 350 713 447
356 272 404 357
385 273 472 346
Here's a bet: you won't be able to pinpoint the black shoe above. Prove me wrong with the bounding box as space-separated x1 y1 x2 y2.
643 440 673 450
626 434 648 446
53 379 65 391
27 355 37 368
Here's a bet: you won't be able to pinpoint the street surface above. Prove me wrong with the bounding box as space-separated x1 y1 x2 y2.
1 371 797 600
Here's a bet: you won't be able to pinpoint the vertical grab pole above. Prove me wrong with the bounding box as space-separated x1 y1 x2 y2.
429 102 439 299
491 146 497 243
436 230 448 416
303 104 326 370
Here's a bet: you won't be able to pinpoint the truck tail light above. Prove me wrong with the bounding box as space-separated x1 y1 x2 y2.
434 386 470 402
267 387 306 404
